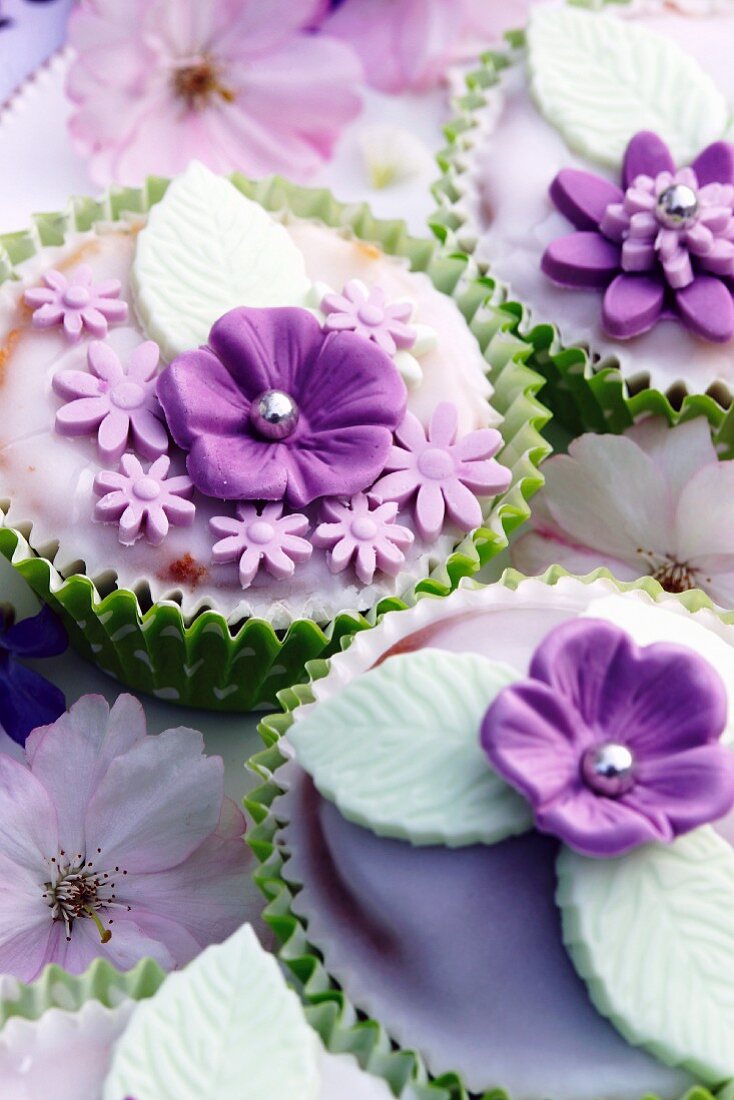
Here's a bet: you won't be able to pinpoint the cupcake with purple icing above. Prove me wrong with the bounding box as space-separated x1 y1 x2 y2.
250 571 734 1100
0 162 548 710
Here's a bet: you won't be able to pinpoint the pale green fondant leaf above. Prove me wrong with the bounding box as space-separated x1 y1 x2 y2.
287 649 533 847
132 161 311 360
527 6 729 169
556 827 734 1084
102 924 321 1100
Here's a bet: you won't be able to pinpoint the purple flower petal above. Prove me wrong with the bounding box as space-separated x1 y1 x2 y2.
98 408 131 464
442 477 483 531
157 347 250 450
209 306 324 399
55 395 110 436
188 433 287 501
0 661 66 746
549 168 623 230
88 342 124 385
692 141 734 188
52 369 103 401
282 424 396 508
129 407 169 460
302 331 406 432
675 276 734 342
633 744 734 834
415 479 445 542
542 232 621 290
4 606 67 659
602 273 665 339
79 307 110 339
536 787 670 858
622 131 675 189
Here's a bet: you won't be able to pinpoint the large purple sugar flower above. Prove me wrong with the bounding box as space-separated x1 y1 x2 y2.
157 307 407 508
542 132 734 342
0 606 67 747
481 619 734 858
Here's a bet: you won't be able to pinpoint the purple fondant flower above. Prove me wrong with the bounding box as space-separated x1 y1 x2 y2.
54 340 169 464
210 502 312 589
313 493 414 584
94 454 195 547
156 306 407 508
372 403 510 542
0 606 66 747
0 693 248 980
322 280 417 356
24 266 128 342
542 132 734 342
481 619 734 858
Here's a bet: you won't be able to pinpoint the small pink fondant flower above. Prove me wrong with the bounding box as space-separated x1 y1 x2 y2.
372 403 511 543
24 265 128 342
313 493 413 584
210 502 313 589
0 693 248 981
94 454 195 546
322 280 416 357
54 340 168 464
66 0 363 185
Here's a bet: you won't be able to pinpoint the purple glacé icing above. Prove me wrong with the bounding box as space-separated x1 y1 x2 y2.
24 265 128 342
313 492 413 585
94 453 195 546
481 618 734 858
321 280 416 355
542 131 734 342
156 306 407 507
210 502 312 589
54 340 169 464
372 403 510 542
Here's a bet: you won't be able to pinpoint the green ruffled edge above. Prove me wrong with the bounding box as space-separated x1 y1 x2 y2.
0 176 550 712
428 2 734 444
0 955 165 1025
246 566 733 1100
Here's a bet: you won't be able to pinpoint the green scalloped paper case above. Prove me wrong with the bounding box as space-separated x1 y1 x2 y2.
428 1 734 443
245 567 734 1100
0 954 165 1026
0 176 550 712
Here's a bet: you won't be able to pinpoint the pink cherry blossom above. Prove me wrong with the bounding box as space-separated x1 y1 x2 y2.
511 417 734 606
0 694 248 981
66 0 363 186
372 403 511 543
318 0 535 93
54 340 169 464
24 266 128 343
94 454 195 546
322 280 416 357
210 502 313 589
313 493 413 584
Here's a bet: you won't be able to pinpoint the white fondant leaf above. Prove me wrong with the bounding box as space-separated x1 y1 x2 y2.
556 827 734 1084
132 161 311 360
288 649 533 847
102 924 321 1100
527 6 729 169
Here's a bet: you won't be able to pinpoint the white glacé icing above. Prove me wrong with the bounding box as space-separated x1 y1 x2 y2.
460 6 734 395
0 210 496 628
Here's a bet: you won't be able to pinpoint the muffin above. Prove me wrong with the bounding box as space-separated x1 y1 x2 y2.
250 571 734 1100
0 163 549 709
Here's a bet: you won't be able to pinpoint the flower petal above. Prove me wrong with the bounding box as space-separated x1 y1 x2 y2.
282 425 396 508
52 369 103 401
371 467 420 504
56 396 110 436
536 787 669 858
442 477 483 532
300 329 407 432
675 276 734 342
549 169 623 231
414 479 445 542
187 433 287 501
5 606 67 659
0 853 56 982
602 273 665 339
156 346 250 451
542 232 620 290
129 407 169 459
622 132 675 189
427 402 458 447
97 408 130 464
84 726 223 872
692 141 734 188
633 745 734 834
0 660 66 747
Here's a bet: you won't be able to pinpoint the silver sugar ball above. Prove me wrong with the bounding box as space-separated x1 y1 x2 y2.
250 389 300 441
656 183 699 229
581 742 635 798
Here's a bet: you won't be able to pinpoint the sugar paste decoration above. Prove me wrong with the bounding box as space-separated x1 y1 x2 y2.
320 278 437 387
372 403 510 542
481 618 734 858
103 924 322 1100
543 132 734 342
526 5 729 171
210 502 313 589
288 649 533 847
557 827 734 1084
24 265 128 343
132 161 311 361
289 615 734 1083
313 493 414 585
54 339 169 463
157 305 406 508
94 454 195 546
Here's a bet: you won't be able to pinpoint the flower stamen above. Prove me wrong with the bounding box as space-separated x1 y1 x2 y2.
43 851 129 943
637 548 698 594
172 57 235 109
